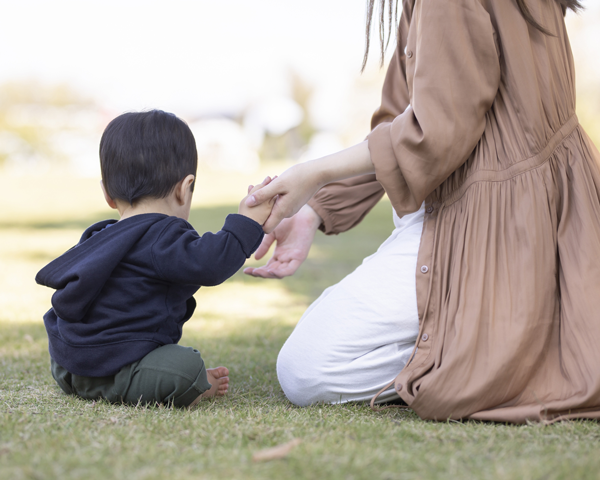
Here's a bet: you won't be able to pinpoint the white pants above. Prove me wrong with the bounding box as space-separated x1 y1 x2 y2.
277 204 425 406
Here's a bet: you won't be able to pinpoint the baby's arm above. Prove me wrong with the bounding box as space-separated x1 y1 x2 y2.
151 177 276 287
239 177 277 226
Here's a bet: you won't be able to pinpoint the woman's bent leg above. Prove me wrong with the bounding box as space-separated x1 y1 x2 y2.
277 206 424 406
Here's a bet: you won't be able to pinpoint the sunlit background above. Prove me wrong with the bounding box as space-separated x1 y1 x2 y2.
0 0 599 325
1 0 598 182
0 0 386 180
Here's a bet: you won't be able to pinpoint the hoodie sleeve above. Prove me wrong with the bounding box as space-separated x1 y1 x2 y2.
151 214 264 286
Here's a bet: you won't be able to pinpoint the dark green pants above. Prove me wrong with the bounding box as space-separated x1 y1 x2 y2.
51 344 212 408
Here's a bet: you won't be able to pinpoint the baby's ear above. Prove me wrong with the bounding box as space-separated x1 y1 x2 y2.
100 180 118 209
175 175 195 205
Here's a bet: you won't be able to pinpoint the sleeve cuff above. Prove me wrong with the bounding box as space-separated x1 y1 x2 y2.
307 198 333 235
222 214 264 257
368 122 421 215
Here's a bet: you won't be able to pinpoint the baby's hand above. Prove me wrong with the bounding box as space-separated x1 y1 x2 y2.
239 176 277 226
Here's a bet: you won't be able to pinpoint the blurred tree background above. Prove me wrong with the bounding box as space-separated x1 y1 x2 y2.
0 81 101 174
1 32 599 177
0 1 598 176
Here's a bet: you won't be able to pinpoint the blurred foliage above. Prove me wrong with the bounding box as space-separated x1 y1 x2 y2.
0 81 95 166
259 130 303 161
260 72 315 161
290 70 317 146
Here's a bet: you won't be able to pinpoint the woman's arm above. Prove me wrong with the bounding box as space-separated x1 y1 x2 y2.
246 141 374 233
244 40 410 279
247 0 500 278
249 0 500 231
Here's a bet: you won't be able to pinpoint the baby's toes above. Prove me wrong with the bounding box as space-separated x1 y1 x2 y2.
208 366 229 379
218 385 229 395
216 379 229 396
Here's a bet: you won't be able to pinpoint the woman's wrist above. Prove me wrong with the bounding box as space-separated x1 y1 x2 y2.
298 204 323 230
301 158 332 191
308 141 375 187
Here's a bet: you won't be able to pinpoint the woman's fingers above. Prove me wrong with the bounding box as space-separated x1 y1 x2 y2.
253 233 276 260
244 240 304 278
267 259 302 278
243 264 278 278
248 176 273 195
243 266 259 276
244 257 281 278
262 201 289 233
246 179 281 207
244 258 301 279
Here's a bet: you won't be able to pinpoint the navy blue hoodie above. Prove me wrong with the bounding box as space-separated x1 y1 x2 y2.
36 213 264 377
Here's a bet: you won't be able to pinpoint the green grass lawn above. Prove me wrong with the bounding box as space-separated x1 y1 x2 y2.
1 171 599 480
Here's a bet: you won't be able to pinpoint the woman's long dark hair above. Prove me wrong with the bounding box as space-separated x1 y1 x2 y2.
362 0 584 71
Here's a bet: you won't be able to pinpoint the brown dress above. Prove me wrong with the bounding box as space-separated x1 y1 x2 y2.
307 0 600 423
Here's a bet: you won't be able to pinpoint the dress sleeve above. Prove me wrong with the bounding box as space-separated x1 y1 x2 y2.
308 175 385 235
368 0 500 215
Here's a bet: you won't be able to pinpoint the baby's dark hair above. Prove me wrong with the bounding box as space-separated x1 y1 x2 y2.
100 110 198 205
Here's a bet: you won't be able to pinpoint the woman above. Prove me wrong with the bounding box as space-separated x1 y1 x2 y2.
245 0 600 423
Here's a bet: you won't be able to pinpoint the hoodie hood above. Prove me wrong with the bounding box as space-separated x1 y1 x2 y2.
36 214 167 323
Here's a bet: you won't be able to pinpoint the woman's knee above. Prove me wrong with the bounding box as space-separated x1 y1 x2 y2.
276 339 331 407
276 348 309 406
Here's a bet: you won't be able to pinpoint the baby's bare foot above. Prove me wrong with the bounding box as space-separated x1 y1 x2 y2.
188 367 229 407
199 366 229 399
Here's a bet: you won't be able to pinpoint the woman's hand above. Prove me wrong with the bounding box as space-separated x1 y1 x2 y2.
245 162 323 233
243 205 322 278
246 140 374 233
244 141 374 278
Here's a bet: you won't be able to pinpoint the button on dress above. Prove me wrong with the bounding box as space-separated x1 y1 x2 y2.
308 0 600 423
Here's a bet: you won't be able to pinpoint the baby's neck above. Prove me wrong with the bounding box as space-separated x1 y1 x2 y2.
116 196 189 222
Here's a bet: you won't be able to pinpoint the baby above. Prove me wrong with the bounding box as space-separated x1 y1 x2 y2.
36 110 274 407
